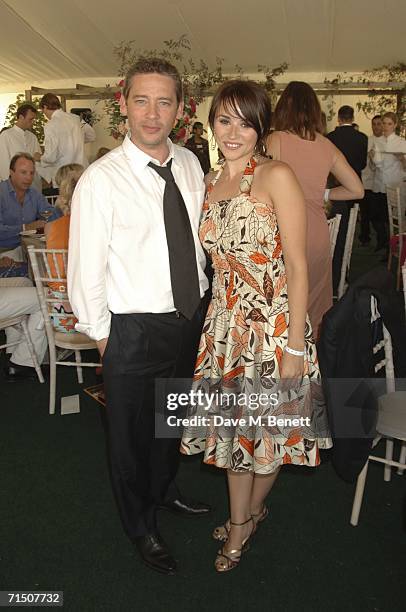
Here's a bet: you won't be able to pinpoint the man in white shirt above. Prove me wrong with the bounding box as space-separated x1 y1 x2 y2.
0 104 42 191
360 115 382 245
68 58 209 575
34 94 87 186
370 111 406 251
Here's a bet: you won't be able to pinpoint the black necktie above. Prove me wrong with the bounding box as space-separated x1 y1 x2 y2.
148 159 201 319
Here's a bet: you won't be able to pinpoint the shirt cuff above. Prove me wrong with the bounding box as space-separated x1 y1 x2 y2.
74 311 111 341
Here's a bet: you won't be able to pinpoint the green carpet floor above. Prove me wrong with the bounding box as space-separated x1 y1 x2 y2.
1 234 404 612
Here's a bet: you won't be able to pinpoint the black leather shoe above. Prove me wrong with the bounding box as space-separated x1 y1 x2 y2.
4 362 37 382
134 532 177 575
159 495 211 517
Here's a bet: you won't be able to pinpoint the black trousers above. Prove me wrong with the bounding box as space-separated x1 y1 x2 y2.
332 200 353 296
370 192 389 249
102 305 205 540
359 190 372 243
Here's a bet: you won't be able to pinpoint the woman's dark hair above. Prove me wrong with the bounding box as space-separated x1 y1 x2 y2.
273 81 323 141
209 80 272 156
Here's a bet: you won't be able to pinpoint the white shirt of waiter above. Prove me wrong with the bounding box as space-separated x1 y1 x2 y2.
372 133 406 193
38 109 87 185
68 134 208 341
362 135 381 191
0 125 42 190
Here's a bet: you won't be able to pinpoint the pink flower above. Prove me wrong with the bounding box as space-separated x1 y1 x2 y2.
118 79 125 87
176 127 186 140
189 98 196 113
114 92 121 101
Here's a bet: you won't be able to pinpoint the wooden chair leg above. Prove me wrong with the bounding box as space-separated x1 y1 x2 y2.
49 360 56 415
351 460 369 526
384 439 394 482
75 350 83 384
397 441 406 476
20 318 44 383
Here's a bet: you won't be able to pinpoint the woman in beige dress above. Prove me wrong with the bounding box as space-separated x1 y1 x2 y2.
267 82 363 337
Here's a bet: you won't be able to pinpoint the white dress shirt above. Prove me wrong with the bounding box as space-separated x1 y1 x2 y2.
362 135 380 190
68 135 209 341
81 120 96 143
0 125 42 190
372 133 406 193
37 109 88 185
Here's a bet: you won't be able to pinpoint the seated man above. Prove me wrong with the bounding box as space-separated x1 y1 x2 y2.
0 153 60 259
0 285 47 381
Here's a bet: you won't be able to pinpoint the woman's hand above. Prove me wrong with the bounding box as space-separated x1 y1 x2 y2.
280 350 304 380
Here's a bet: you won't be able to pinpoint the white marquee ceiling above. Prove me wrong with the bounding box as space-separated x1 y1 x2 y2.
0 0 405 92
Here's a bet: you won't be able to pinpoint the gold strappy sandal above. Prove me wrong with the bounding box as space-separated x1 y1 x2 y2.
212 505 269 543
214 517 255 573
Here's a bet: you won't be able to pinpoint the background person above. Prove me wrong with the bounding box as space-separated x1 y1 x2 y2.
44 163 84 333
267 82 363 335
370 111 406 253
0 153 60 260
0 103 42 191
185 121 211 174
34 94 87 187
327 105 368 295
360 115 383 245
1 286 47 382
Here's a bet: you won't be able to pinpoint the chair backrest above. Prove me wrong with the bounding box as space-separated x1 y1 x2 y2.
27 246 72 351
338 203 359 298
327 214 342 257
45 194 58 207
370 295 395 394
386 185 403 239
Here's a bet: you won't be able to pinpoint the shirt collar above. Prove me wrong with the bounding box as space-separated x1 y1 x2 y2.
12 125 24 135
122 134 178 173
50 109 63 120
7 178 33 196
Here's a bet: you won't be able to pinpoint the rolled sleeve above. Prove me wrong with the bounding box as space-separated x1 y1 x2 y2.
68 167 113 341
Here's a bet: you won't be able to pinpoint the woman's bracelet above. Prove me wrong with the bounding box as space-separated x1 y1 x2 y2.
285 345 306 357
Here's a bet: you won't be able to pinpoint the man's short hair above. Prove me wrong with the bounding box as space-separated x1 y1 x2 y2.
39 93 61 110
372 115 382 121
338 105 354 122
123 57 183 104
9 152 35 171
193 122 203 129
16 104 37 119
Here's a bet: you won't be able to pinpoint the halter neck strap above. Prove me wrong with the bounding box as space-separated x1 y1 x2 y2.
207 156 259 196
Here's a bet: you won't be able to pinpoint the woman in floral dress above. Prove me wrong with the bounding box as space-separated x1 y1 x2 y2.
180 80 332 572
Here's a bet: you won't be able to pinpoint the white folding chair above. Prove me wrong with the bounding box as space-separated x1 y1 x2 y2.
386 185 405 290
327 214 342 257
45 194 58 207
0 316 45 383
0 277 44 383
338 203 359 299
28 246 100 415
350 296 406 526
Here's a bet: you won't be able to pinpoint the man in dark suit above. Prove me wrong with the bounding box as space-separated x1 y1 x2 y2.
327 106 368 295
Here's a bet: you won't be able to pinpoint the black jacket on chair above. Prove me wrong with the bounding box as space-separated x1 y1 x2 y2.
318 268 406 482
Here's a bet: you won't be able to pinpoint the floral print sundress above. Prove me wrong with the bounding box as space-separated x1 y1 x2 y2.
180 156 332 473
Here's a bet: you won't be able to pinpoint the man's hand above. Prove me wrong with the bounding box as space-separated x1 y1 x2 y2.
33 152 41 162
24 220 46 231
96 337 109 357
0 256 15 266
